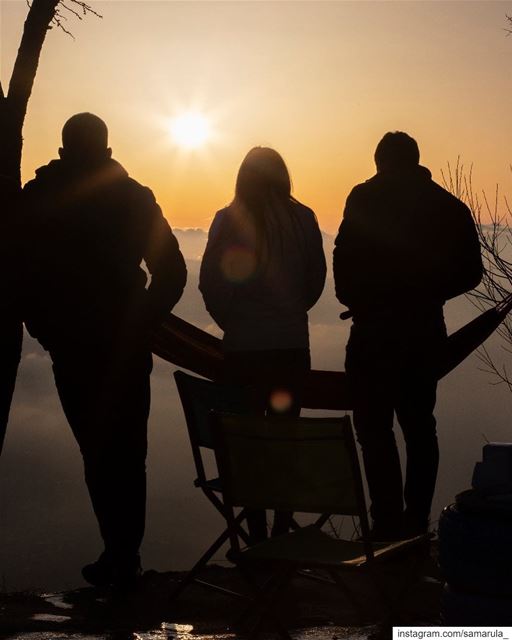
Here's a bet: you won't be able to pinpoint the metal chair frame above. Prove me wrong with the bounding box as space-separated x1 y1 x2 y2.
171 370 253 600
212 412 429 638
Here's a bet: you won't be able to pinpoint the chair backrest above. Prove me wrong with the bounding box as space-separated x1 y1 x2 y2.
174 370 254 489
212 413 368 519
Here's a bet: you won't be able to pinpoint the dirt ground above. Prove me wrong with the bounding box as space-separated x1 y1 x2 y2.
0 547 443 640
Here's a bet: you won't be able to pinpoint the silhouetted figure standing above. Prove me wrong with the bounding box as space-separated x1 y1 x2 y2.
333 132 482 539
0 175 23 455
200 147 326 542
23 113 187 585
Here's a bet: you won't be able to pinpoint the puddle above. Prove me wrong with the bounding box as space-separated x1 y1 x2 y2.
1 629 372 640
161 623 206 639
42 594 74 610
31 613 72 623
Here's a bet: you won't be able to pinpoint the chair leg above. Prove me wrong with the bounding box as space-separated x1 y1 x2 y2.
289 517 301 532
365 564 397 619
235 567 284 627
237 521 252 546
170 509 248 601
235 563 295 640
314 513 331 528
205 491 251 545
327 568 369 623
367 549 425 623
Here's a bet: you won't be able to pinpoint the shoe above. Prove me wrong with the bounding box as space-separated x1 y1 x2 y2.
82 552 142 587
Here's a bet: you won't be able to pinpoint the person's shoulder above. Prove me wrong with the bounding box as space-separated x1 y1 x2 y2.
116 167 159 210
214 206 229 219
209 206 232 225
348 176 378 200
124 177 156 201
208 206 233 235
109 160 142 189
428 177 471 213
290 201 324 240
23 160 62 192
355 176 377 191
342 178 378 216
290 199 316 221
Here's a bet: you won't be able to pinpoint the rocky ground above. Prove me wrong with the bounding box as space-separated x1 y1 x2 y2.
0 546 443 640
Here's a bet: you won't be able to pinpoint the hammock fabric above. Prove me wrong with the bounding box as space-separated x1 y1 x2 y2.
152 295 512 411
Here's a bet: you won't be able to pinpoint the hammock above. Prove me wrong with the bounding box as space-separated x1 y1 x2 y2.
152 294 512 411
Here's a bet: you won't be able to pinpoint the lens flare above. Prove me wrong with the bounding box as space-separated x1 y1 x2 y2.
220 246 257 283
269 389 293 413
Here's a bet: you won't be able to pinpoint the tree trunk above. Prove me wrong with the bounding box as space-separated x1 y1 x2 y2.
0 0 59 188
0 98 24 188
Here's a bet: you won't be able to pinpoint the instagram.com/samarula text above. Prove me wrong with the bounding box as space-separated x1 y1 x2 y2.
393 628 512 639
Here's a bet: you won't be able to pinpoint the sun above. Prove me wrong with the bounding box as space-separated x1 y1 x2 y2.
169 111 211 150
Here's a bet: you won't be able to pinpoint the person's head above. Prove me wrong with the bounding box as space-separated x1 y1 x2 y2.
374 131 420 173
235 146 291 210
59 113 112 166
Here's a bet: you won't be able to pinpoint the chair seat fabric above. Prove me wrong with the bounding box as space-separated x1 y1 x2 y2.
239 524 426 567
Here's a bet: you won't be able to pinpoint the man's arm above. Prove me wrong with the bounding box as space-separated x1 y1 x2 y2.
140 188 187 324
333 188 365 311
442 200 483 300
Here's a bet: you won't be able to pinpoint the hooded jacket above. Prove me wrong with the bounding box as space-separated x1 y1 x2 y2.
333 166 482 321
22 158 186 349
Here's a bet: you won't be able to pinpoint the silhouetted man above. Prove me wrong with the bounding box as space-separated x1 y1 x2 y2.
333 132 482 540
0 175 23 455
23 113 187 585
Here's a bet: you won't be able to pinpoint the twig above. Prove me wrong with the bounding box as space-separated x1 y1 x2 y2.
443 162 512 388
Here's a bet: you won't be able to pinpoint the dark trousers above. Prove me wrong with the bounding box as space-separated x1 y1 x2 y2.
51 344 152 561
224 347 311 542
0 320 23 455
346 316 446 534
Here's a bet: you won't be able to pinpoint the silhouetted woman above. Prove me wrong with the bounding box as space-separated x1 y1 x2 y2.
200 147 326 542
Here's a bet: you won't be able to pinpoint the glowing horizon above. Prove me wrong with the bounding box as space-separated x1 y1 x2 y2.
1 1 511 233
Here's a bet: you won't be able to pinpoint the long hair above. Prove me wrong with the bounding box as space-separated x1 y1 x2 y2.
231 147 299 262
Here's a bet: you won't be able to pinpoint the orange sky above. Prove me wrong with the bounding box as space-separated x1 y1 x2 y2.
2 0 511 233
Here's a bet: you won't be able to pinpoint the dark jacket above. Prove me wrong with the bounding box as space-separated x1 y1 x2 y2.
200 200 326 350
333 166 482 320
22 158 187 350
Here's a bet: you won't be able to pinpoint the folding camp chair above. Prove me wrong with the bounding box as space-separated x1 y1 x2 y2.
172 370 254 599
212 412 430 638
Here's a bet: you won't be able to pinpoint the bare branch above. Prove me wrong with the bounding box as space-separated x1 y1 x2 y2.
51 0 102 37
444 162 512 388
